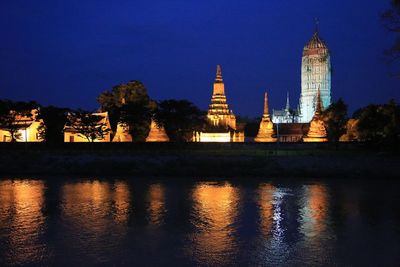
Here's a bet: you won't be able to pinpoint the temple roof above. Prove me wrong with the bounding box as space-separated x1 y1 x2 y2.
304 30 327 50
215 64 223 83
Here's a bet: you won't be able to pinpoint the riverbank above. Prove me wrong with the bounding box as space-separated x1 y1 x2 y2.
0 143 398 178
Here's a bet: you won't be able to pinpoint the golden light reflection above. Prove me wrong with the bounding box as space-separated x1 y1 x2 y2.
300 184 328 237
258 183 276 237
61 180 130 249
147 183 165 226
0 180 46 265
190 182 239 265
114 181 130 224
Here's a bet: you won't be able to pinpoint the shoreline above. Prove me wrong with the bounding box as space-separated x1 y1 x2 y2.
0 143 398 179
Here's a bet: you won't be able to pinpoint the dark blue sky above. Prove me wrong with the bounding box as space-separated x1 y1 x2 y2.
0 0 398 117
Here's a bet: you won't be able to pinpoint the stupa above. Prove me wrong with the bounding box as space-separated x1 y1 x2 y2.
112 122 133 142
254 92 277 142
193 65 244 142
303 88 328 142
146 119 170 142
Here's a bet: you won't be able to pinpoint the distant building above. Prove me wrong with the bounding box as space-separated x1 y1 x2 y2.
63 112 112 142
275 123 309 143
272 92 300 123
272 25 332 123
299 25 331 122
193 65 244 142
0 109 45 142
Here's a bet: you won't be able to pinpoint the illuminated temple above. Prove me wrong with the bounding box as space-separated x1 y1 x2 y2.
254 92 277 142
146 119 170 142
0 109 44 142
193 65 244 142
303 88 328 142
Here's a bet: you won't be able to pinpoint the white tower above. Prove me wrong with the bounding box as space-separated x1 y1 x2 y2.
299 24 331 122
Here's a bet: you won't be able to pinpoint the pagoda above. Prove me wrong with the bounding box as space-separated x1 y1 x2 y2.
303 88 328 142
206 64 237 129
146 119 170 142
254 92 277 142
193 65 244 142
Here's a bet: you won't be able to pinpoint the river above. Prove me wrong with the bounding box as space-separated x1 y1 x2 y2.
0 178 399 266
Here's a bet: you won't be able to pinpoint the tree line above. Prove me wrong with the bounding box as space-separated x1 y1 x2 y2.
0 80 206 143
0 80 398 144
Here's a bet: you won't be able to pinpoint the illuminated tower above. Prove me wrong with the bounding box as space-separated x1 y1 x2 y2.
299 24 331 122
207 65 237 130
303 88 328 142
255 92 277 142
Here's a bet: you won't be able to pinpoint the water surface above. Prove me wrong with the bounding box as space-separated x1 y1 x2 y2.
0 178 399 266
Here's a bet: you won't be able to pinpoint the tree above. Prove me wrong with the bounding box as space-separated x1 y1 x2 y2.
382 0 400 75
97 80 156 141
154 99 206 141
353 99 400 143
0 100 39 142
65 111 111 142
322 98 348 142
39 106 70 144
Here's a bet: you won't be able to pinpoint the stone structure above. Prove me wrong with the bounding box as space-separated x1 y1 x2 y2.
146 119 170 142
0 109 45 142
299 25 331 122
255 92 277 142
63 112 112 142
193 65 244 142
206 64 237 129
303 88 328 142
112 122 133 142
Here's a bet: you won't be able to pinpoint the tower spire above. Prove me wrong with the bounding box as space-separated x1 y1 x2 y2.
215 64 223 83
314 17 319 34
285 91 290 111
263 92 269 116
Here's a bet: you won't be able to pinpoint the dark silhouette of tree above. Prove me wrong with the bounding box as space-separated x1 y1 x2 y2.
353 99 400 143
154 99 206 141
322 98 348 143
382 0 400 75
237 116 259 138
39 106 70 143
97 80 156 141
65 111 111 142
0 100 40 142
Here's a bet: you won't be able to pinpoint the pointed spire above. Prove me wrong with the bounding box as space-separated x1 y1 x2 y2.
314 17 320 35
215 64 223 83
263 92 269 116
315 87 323 115
285 91 290 111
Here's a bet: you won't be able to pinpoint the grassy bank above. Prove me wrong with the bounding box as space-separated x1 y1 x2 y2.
0 143 398 178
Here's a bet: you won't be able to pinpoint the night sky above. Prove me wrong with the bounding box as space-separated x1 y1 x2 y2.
0 0 398 117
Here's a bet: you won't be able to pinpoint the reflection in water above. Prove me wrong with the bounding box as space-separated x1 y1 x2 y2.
258 183 275 237
300 184 329 238
147 183 165 226
190 182 239 265
61 180 130 263
0 180 46 266
0 178 400 266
